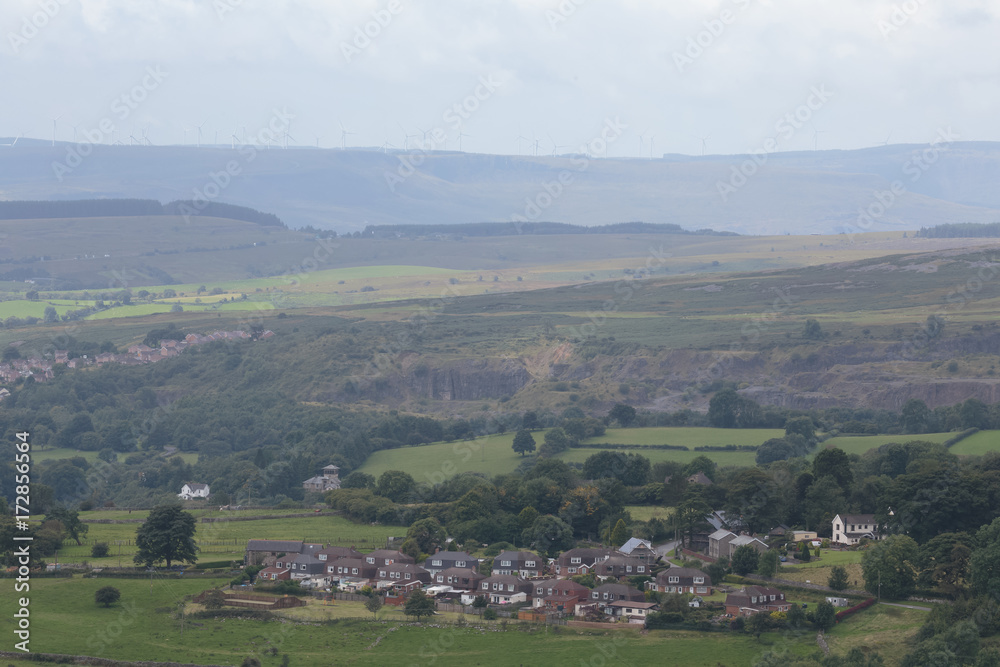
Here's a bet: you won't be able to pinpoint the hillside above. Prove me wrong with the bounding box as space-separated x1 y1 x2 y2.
2 141 999 234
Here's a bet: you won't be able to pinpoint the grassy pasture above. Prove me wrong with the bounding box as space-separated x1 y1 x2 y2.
949 430 1000 456
61 512 405 566
584 427 784 448
0 575 821 666
822 433 954 456
625 505 675 522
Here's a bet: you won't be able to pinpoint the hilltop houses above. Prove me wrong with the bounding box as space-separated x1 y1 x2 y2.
0 329 274 388
302 465 341 492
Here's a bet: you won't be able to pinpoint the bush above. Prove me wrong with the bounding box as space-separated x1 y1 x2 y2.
95 586 121 607
483 608 498 621
91 542 110 558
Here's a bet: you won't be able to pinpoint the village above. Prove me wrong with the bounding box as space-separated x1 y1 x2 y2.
209 467 874 627
0 329 274 386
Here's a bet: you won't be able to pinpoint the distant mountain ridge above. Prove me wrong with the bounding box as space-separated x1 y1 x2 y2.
1 141 999 234
0 198 284 227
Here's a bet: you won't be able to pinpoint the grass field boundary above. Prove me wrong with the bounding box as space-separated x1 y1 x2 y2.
0 652 231 667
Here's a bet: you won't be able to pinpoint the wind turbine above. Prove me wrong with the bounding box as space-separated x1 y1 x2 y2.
51 115 62 147
1 131 23 147
397 122 415 150
128 125 139 146
457 131 470 152
196 120 207 148
281 123 295 149
531 136 541 156
415 125 430 149
547 134 567 156
690 134 709 156
70 121 82 143
881 131 893 146
313 134 323 148
141 125 153 146
811 124 826 151
648 135 656 159
380 139 396 154
338 121 355 150
231 127 240 149
515 134 529 156
638 128 648 158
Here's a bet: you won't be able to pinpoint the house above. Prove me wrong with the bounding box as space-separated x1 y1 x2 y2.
619 538 658 564
373 564 431 589
287 553 325 580
256 566 291 582
531 579 591 609
708 529 737 560
365 549 414 567
832 514 881 545
791 531 818 543
245 540 304 566
593 555 649 580
647 567 712 595
492 551 543 578
316 546 364 563
555 548 616 577
423 551 479 575
768 524 790 539
477 575 533 604
727 535 769 557
302 465 341 492
432 567 485 591
326 557 377 581
826 597 849 607
724 586 791 616
607 600 659 623
178 482 210 500
589 583 645 608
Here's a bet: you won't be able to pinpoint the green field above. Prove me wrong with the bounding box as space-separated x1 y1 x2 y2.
625 505 675 522
0 574 824 666
584 427 785 448
949 430 1000 456
58 512 405 566
822 433 955 456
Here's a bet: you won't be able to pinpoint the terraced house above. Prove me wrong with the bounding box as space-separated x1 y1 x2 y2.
647 567 712 595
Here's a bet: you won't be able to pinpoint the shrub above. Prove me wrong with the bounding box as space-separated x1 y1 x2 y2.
483 608 498 621
91 542 110 558
95 586 121 607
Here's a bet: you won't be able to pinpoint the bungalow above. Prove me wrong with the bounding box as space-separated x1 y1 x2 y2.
432 567 485 591
593 555 649 580
477 574 533 604
554 548 616 577
492 550 543 578
647 567 712 595
178 482 210 500
619 538 658 564
424 551 479 575
728 535 769 556
589 583 645 608
832 514 881 545
724 586 791 616
607 600 659 623
245 540 304 566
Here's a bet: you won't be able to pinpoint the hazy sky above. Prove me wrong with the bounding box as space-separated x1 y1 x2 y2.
3 0 998 156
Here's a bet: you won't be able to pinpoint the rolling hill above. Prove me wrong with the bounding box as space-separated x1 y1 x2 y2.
1 140 999 234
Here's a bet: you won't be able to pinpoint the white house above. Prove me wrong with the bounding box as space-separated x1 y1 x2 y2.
831 514 881 545
178 482 210 500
